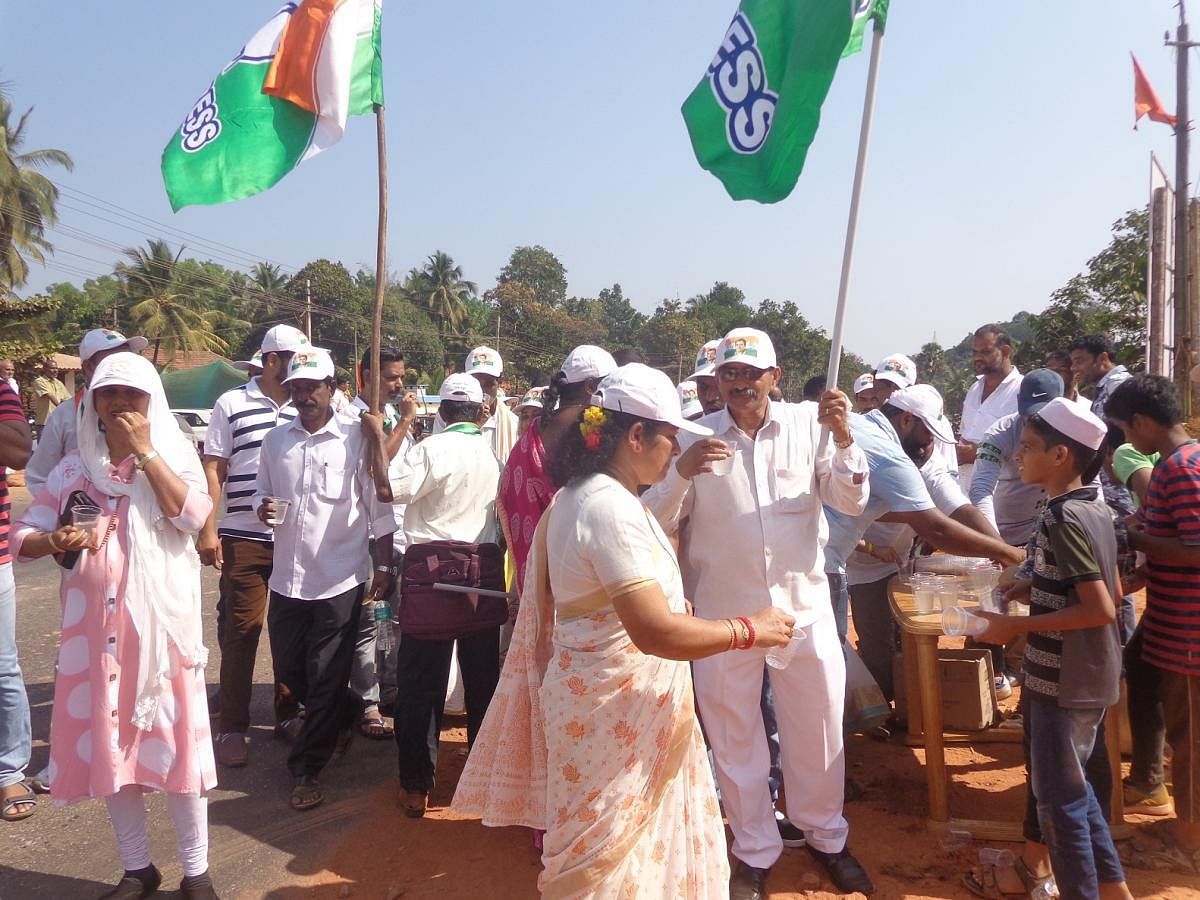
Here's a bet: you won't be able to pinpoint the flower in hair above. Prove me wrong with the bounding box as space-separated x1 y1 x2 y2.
579 405 609 449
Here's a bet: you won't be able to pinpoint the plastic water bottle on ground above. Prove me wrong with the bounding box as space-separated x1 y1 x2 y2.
375 601 396 652
764 628 807 669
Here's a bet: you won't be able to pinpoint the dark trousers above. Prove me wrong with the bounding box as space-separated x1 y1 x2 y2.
1124 624 1167 790
216 537 298 733
848 574 900 701
394 628 500 793
1159 664 1200 824
267 585 366 778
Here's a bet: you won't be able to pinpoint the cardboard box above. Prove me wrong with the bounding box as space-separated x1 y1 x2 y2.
894 648 1000 732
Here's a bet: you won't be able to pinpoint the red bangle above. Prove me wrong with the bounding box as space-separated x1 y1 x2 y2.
736 616 755 650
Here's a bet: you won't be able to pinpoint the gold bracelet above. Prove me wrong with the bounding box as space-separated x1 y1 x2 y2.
45 532 62 553
724 618 737 651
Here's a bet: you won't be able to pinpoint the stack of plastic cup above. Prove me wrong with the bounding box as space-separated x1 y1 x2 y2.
912 574 938 614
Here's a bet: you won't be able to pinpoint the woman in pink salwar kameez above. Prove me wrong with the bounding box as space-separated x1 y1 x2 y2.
13 354 218 900
455 364 795 899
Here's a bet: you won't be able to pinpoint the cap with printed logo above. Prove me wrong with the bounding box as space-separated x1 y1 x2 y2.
234 349 264 372
690 339 721 379
677 380 703 420
852 373 875 396
593 364 713 435
517 386 547 410
78 328 149 363
464 346 503 378
282 349 336 383
1017 368 1065 417
559 345 617 384
716 328 777 370
439 372 486 403
1036 397 1107 451
874 354 917 389
261 324 321 355
886 384 956 444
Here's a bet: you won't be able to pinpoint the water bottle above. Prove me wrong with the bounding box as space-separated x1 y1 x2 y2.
374 601 396 652
764 629 807 669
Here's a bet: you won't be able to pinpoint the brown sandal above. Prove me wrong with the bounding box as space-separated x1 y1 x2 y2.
398 790 428 819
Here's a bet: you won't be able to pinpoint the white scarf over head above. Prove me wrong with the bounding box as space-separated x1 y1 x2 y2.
78 353 208 731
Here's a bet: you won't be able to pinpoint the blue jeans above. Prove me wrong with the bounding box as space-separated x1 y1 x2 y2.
1027 696 1125 898
0 562 31 789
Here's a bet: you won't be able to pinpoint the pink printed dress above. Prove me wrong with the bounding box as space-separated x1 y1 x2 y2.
12 451 217 805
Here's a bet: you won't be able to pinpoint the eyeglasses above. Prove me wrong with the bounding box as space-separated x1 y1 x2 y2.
718 365 768 383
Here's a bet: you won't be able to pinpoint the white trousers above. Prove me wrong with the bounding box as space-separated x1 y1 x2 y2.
105 786 209 877
693 612 847 868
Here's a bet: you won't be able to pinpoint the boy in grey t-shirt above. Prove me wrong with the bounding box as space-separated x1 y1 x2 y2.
974 398 1130 898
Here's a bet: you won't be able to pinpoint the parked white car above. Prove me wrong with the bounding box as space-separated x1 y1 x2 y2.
171 408 211 453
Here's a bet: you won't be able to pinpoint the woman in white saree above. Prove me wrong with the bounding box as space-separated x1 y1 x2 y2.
454 364 796 898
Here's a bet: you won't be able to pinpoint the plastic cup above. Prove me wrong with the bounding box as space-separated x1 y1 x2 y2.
71 505 103 542
943 606 988 637
707 442 736 477
263 497 291 527
912 576 938 614
764 627 808 669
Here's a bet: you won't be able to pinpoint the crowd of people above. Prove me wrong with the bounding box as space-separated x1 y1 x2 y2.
0 319 1197 899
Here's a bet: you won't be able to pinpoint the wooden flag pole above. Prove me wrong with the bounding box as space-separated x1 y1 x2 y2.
824 21 885 391
368 103 393 501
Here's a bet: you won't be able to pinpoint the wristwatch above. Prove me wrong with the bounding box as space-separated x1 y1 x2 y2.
375 564 398 577
134 450 160 470
834 434 854 450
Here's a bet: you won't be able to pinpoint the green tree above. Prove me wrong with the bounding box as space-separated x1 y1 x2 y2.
497 245 568 308
0 88 74 294
0 292 61 361
687 281 754 340
483 280 604 387
751 299 865 400
116 239 229 362
639 299 706 381
913 340 973 425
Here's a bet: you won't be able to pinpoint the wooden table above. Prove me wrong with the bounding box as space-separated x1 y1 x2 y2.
888 575 1128 841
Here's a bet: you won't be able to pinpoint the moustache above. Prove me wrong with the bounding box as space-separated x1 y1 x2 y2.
730 387 759 400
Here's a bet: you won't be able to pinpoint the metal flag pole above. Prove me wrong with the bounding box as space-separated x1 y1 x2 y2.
825 20 885 390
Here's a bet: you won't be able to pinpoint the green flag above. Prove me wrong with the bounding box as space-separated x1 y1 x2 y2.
161 0 382 212
681 0 853 204
843 0 888 58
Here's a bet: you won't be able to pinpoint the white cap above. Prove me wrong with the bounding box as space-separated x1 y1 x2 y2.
233 349 263 372
282 348 335 383
262 324 320 354
89 352 157 393
677 380 703 419
464 346 503 377
690 339 721 379
874 354 917 389
439 372 485 403
78 328 149 363
517 386 547 410
852 373 875 396
1036 397 1107 451
716 328 777 370
887 384 956 444
559 345 617 384
593 364 713 435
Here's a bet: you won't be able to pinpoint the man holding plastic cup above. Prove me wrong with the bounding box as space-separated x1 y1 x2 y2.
643 327 874 898
253 348 395 812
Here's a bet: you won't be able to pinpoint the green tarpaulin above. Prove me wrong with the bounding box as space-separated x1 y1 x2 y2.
161 360 246 409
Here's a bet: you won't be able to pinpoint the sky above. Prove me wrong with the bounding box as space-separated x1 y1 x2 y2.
0 1 1184 365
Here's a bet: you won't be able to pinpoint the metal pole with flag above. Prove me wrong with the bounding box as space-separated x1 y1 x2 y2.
682 0 888 391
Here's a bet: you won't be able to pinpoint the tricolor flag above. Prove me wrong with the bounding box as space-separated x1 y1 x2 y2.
1132 53 1177 130
681 0 858 203
161 0 383 211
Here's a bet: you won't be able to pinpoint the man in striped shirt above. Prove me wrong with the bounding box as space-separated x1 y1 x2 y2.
1108 375 1200 871
199 325 315 768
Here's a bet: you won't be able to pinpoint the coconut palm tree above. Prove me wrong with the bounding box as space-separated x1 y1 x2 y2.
416 251 476 334
117 239 228 362
0 87 74 294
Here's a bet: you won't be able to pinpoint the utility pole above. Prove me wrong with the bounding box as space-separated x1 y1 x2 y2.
304 278 313 340
1168 3 1197 414
109 304 119 330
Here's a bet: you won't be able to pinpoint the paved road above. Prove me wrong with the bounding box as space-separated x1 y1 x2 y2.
1 486 398 900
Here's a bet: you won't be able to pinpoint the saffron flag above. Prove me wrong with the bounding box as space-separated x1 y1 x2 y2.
1132 53 1177 129
161 0 383 211
843 0 888 59
681 0 854 203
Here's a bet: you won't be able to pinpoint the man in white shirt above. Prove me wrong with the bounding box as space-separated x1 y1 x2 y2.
255 348 395 812
24 329 149 496
0 360 17 398
384 373 502 818
200 324 315 768
957 325 1023 491
346 346 418 738
435 346 519 463
643 327 873 897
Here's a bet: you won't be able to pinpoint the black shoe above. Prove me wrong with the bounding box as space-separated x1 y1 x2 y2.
99 864 162 899
775 811 806 848
807 845 875 895
167 871 219 899
729 860 769 900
